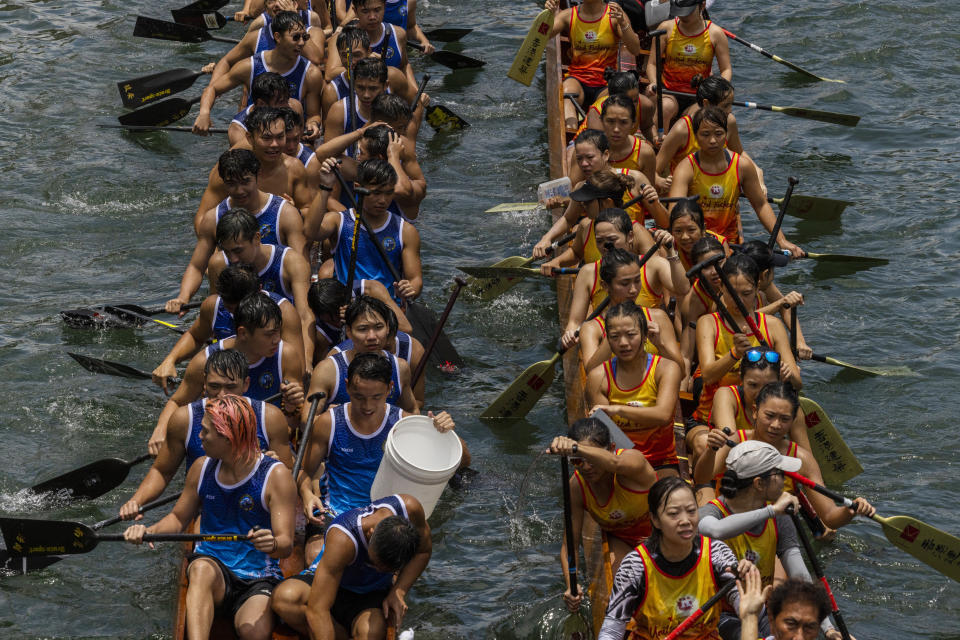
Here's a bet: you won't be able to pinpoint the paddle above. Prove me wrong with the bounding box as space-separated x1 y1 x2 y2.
133 15 239 44
118 95 202 127
797 397 863 485
650 28 666 141
786 507 854 640
407 41 485 70
808 353 907 377
739 193 853 221
664 580 736 640
60 301 200 329
785 471 960 583
466 231 577 301
484 202 540 213
424 103 470 131
0 517 247 557
735 100 859 127
480 297 611 420
457 266 579 279
170 8 233 30
117 67 206 108
589 408 636 451
292 392 326 479
177 0 230 12
768 177 798 250
720 28 845 83
423 27 472 42
412 278 467 385
686 254 767 346
99 123 228 134
30 453 152 500
68 352 179 386
507 7 553 86
0 493 181 576
558 454 590 639
789 250 889 268
102 305 186 334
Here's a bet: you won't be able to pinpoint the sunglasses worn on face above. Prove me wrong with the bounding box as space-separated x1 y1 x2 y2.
744 349 780 364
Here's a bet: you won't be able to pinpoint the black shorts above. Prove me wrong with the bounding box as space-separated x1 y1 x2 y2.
579 82 607 107
188 553 280 620
671 91 698 114
305 520 326 540
331 587 391 630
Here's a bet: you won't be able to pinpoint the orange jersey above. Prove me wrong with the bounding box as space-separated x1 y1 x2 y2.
567 4 619 87
663 18 715 94
687 151 742 242
670 114 699 173
708 385 753 430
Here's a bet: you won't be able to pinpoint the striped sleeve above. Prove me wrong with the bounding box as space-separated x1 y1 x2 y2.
597 549 647 640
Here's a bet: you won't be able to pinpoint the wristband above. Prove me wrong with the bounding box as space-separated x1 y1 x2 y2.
730 347 741 360
317 184 333 192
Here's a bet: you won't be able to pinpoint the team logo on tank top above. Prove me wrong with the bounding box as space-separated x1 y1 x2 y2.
260 223 272 238
239 494 255 511
683 43 697 55
386 46 396 59
382 237 397 252
608 509 624 520
259 372 275 390
584 30 597 42
709 184 724 198
676 594 699 616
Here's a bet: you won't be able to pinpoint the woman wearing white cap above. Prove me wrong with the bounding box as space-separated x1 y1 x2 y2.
698 441 846 640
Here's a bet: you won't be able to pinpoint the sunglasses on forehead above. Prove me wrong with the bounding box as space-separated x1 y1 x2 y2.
744 349 780 364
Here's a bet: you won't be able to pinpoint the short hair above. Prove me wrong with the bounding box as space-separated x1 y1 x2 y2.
216 208 259 246
647 477 696 548
235 292 282 331
204 348 249 382
344 295 398 338
354 57 388 84
371 94 412 129
309 278 350 317
767 579 831 623
337 25 370 53
245 106 285 135
271 10 305 36
250 71 290 105
574 128 609 153
346 351 393 386
690 235 724 264
354 0 386 9
217 264 261 305
206 395 260 465
596 207 633 236
276 105 303 130
692 104 728 133
568 417 610 448
218 148 260 182
368 515 419 572
360 124 392 159
357 158 398 189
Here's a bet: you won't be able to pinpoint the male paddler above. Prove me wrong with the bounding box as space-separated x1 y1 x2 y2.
227 71 298 147
739 570 837 640
352 0 417 90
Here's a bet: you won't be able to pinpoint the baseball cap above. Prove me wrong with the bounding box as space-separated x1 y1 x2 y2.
726 441 801 478
670 0 700 18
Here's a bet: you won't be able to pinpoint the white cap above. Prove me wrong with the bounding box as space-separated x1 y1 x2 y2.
726 441 802 478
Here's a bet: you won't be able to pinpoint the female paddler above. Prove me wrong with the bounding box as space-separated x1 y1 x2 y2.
543 0 643 130
669 106 803 256
547 416 658 611
597 477 748 640
574 69 655 144
669 197 728 274
587 301 681 474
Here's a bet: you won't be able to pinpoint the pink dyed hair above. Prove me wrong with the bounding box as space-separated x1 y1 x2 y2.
206 395 259 465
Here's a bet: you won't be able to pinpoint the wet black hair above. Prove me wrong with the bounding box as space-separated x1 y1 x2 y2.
721 253 760 287
346 351 393 386
216 208 259 245
567 417 611 448
737 239 776 273
271 10 305 36
596 207 633 236
337 25 370 53
599 247 638 285
369 515 420 572
690 235 724 264
601 93 637 123
669 198 705 231
308 278 349 318
692 104 728 133
277 105 303 130
767 579 831 623
605 299 648 337
646 477 697 549
354 56 388 84
755 381 800 419
354 0 386 8
235 292 282 331
739 347 782 378
360 124 392 158
574 128 609 153
344 295 398 338
205 348 249 382
245 106 285 136
217 264 261 305
695 76 734 107
371 93 412 129
603 68 640 96
217 149 260 183
250 71 291 105
357 158 398 189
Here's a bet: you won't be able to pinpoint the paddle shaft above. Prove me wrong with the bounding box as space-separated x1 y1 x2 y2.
93 492 182 531
768 177 798 250
293 392 327 480
412 278 466 386
664 580 736 640
789 303 798 358
97 532 248 543
104 306 185 334
720 28 840 83
560 455 579 597
685 255 758 342
712 265 768 347
346 46 356 155
787 509 853 640
99 124 227 133
563 93 587 120
332 167 368 302
411 74 430 110
650 29 666 139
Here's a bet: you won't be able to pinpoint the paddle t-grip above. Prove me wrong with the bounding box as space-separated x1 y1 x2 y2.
767 176 799 250
713 264 767 346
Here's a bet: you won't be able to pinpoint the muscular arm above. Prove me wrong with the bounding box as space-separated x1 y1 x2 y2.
194 166 230 234
305 528 351 640
278 201 308 259
656 118 689 178
123 406 191 514
175 207 219 306
149 352 207 454
263 404 294 468
283 250 316 365
398 223 423 299
697 315 736 386
392 495 432 594
597 358 680 427
264 463 297 558
710 26 732 82
154 297 217 387
142 459 205 535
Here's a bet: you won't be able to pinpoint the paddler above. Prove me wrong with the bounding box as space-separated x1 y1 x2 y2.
123 395 297 640
678 235 726 375
353 0 417 90
382 0 434 53
669 197 728 274
153 265 304 395
123 349 292 514
227 71 298 147
739 572 836 640
669 107 803 255
245 0 326 60
597 476 748 640
168 148 306 315
645 0 732 135
574 69 654 144
279 106 317 169
699 441 847 640
323 58 391 156
542 0 643 130
586 300 682 474
546 416 658 611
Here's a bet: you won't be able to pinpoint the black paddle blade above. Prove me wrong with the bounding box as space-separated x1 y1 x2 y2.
179 0 230 12
117 67 202 109
133 15 210 43
67 352 153 380
0 550 64 576
425 104 469 131
118 95 200 127
429 50 485 70
407 303 463 371
171 8 228 29
423 27 472 42
59 307 142 329
30 455 146 500
0 518 98 557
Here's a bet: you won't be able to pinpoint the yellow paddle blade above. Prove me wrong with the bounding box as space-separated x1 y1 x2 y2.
484 202 540 213
798 397 863 485
480 351 560 419
874 513 960 583
468 256 536 301
507 9 553 86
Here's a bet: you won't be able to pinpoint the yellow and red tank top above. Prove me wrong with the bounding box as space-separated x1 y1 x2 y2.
662 18 715 94
708 385 752 431
567 4 619 88
670 115 699 173
582 218 601 264
629 537 721 640
592 312 659 356
707 498 779 588
678 230 726 273
574 448 651 544
575 94 646 138
590 261 662 311
687 151 742 242
603 354 676 466
611 136 645 172
694 312 773 422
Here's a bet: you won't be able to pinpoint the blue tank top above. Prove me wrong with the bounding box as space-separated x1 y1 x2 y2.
216 193 284 247
194 455 284 580
328 350 402 406
295 142 315 168
255 9 313 54
206 340 285 408
332 72 349 101
332 209 405 303
306 494 409 590
315 318 342 348
248 52 311 105
230 105 253 132
185 397 270 469
331 330 412 362
224 244 292 302
383 0 408 29
371 22 403 70
211 291 287 341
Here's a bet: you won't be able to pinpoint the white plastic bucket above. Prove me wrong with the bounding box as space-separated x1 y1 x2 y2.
369 415 462 519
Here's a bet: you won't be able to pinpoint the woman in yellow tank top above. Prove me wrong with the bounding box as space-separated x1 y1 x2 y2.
645 0 731 137
569 95 656 190
669 198 730 274
543 0 642 130
597 477 745 640
546 416 658 612
670 107 803 255
587 301 681 472
574 69 655 146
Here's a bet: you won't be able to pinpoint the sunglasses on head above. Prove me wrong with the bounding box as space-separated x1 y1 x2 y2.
744 349 780 364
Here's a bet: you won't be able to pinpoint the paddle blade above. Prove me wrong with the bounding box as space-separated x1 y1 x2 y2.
773 105 859 127
0 550 64 576
484 202 540 213
798 397 863 485
0 518 98 557
779 195 852 220
179 0 230 11
875 514 960 583
118 96 199 127
133 15 209 43
406 302 463 370
423 27 472 42
811 354 913 377
458 265 539 279
805 252 889 267
30 456 143 500
67 352 153 380
466 256 532 300
60 307 141 329
480 352 560 419
428 50 485 70
425 104 469 131
117 68 201 108
507 8 553 86
171 8 228 29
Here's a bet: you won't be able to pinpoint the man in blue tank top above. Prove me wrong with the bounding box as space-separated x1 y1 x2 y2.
124 350 292 519
354 0 416 90
321 57 389 153
153 265 304 394
153 293 305 448
278 106 317 170
355 120 425 219
227 71 296 147
125 395 297 640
